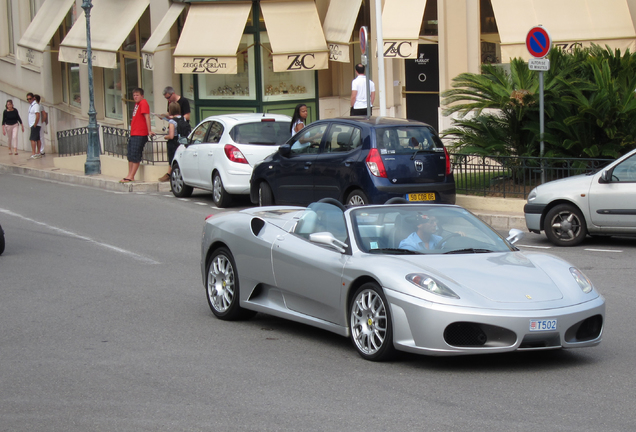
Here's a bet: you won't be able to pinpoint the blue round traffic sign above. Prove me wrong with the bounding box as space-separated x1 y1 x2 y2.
526 26 552 58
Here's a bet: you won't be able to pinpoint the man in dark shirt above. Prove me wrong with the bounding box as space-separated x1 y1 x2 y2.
161 87 190 124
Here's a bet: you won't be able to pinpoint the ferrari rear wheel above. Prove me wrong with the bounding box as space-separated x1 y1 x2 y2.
350 283 394 361
206 247 254 320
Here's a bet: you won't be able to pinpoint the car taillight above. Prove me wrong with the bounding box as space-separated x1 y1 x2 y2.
205 214 215 221
444 146 452 176
224 144 248 164
366 148 387 178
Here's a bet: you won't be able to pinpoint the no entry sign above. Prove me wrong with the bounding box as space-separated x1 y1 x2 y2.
526 26 552 58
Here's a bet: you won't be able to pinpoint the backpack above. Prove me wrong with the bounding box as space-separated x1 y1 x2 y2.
175 116 191 139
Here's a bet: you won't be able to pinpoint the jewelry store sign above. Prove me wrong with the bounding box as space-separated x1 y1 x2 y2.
175 57 237 74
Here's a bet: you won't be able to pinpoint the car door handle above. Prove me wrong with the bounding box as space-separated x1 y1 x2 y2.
208 152 214 156
304 162 312 169
344 159 355 166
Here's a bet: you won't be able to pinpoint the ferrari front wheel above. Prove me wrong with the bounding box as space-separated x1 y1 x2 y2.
206 247 255 320
350 283 394 361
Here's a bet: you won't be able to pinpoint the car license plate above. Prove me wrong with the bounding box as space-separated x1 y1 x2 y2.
529 319 557 332
407 192 436 202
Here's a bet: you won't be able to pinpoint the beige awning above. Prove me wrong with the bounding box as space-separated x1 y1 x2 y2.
16 0 75 67
322 0 362 63
59 0 149 69
491 0 636 62
260 0 329 72
382 0 427 59
173 2 251 74
141 3 186 71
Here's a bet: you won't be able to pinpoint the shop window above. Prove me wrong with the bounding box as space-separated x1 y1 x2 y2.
181 74 195 116
198 34 256 100
260 32 315 102
59 7 80 107
420 0 438 36
5 0 15 56
104 62 123 120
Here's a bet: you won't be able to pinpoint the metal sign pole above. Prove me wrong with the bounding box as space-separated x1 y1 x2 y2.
539 71 545 184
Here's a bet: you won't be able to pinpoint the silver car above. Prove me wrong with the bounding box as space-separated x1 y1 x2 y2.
524 148 636 246
201 200 605 361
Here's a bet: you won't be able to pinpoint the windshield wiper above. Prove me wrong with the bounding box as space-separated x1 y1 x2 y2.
369 248 421 255
444 248 493 254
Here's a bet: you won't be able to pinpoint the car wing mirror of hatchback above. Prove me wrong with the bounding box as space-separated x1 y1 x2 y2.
279 143 291 157
178 136 189 146
598 169 612 184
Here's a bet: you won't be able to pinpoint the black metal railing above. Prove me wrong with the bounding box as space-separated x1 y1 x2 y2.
57 126 97 156
100 126 169 165
450 153 613 198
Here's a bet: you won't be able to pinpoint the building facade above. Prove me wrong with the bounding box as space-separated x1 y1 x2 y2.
3 0 636 154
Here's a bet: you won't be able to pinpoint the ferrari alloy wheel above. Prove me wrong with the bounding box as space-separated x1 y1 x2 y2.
206 248 254 320
171 163 193 198
346 189 369 206
212 172 232 208
350 283 394 361
544 204 587 246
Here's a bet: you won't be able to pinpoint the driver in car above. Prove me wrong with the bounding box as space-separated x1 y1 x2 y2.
399 213 442 251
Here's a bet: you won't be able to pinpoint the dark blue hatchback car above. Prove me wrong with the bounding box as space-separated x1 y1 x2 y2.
249 117 455 206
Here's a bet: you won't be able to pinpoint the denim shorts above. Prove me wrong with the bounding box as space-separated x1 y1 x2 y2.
127 135 148 163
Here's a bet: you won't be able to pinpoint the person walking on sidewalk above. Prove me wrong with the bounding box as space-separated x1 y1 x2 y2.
350 64 375 117
2 100 24 155
34 94 47 156
121 88 154 183
26 93 41 159
158 102 183 182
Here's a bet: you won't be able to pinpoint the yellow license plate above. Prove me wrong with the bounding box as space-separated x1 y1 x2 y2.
407 192 436 202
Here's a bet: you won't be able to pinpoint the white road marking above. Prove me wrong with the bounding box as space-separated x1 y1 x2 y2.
195 202 208 206
0 208 160 264
584 248 623 253
518 244 552 249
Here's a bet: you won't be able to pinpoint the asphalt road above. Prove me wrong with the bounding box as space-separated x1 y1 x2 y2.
1 172 635 431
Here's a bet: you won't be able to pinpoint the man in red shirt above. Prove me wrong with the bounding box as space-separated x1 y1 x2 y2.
121 88 154 182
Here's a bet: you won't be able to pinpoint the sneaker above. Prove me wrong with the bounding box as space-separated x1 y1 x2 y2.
40 152 45 156
158 173 170 182
29 154 36 159
33 154 42 159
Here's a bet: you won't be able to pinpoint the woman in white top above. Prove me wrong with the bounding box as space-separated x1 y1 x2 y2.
290 103 308 137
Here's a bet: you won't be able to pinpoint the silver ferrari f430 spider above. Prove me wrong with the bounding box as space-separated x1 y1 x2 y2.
201 200 605 361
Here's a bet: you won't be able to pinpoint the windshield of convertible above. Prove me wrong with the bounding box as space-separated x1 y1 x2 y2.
351 205 514 255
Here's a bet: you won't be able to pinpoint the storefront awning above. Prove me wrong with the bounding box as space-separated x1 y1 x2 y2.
260 0 329 72
59 0 149 69
141 2 186 71
172 2 251 74
382 0 427 59
322 0 362 63
491 0 636 62
16 0 75 67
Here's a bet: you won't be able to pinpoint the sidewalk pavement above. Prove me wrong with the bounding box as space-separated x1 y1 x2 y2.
0 149 527 231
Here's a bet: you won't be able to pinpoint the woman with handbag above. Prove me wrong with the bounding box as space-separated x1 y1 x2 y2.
2 100 24 155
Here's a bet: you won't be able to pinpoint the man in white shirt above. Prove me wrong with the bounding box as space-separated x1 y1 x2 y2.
350 64 376 116
26 92 41 159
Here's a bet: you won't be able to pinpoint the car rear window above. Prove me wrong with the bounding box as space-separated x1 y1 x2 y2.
230 121 290 145
375 126 444 155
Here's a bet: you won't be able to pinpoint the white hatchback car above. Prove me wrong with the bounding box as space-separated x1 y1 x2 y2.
170 113 291 207
524 148 636 246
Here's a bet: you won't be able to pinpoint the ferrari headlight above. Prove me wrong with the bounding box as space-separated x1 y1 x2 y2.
570 267 593 293
406 274 460 299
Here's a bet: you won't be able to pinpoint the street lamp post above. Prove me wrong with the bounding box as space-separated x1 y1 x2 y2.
83 0 101 175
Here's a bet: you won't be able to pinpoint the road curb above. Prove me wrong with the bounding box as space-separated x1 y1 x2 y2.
0 163 171 193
